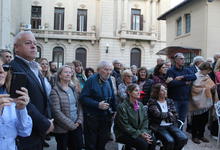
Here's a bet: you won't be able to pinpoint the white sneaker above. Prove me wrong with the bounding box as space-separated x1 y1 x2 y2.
212 136 218 140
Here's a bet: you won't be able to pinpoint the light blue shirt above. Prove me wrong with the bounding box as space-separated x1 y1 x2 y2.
0 103 32 150
16 55 42 85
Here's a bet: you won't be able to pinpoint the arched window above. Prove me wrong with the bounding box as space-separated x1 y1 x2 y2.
53 47 64 68
130 48 141 68
36 46 41 62
75 47 87 69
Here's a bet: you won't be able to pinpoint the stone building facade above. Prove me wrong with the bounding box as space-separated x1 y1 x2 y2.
158 0 220 64
1 0 172 69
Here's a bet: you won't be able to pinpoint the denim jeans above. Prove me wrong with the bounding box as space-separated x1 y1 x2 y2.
155 125 188 150
174 100 189 123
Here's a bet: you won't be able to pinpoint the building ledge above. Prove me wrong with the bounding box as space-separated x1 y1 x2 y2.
118 30 157 41
20 27 97 42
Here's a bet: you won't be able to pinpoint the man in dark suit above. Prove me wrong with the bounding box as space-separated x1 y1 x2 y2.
10 31 54 150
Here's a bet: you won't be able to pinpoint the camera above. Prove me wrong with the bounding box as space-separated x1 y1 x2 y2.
103 97 115 115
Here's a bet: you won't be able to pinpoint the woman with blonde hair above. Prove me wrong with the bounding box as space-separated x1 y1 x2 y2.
38 58 53 96
65 62 81 93
50 65 83 150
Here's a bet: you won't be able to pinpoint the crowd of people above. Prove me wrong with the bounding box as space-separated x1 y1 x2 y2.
0 30 219 150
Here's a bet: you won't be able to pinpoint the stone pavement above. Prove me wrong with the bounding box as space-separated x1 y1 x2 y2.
44 128 219 150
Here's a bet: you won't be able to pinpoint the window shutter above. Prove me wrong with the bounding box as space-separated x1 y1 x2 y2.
61 10 64 30
77 11 80 31
140 15 143 31
54 10 58 30
131 15 134 30
84 12 87 31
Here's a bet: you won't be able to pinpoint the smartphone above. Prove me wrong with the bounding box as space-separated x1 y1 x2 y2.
10 72 28 98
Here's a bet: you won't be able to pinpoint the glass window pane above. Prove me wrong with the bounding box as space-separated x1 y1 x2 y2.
176 17 182 36
53 47 64 68
77 9 87 31
31 6 41 29
185 14 191 33
130 48 141 68
76 48 87 69
54 8 64 30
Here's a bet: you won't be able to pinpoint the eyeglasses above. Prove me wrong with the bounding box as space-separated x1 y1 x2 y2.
2 64 10 72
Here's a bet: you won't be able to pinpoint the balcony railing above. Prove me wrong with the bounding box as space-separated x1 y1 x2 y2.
20 27 96 41
118 30 157 41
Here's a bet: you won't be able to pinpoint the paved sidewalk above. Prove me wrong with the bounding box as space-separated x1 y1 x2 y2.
45 128 219 150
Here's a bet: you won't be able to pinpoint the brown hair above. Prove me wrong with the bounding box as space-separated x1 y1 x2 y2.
72 60 82 67
198 62 212 71
137 67 148 81
126 83 139 96
0 58 11 92
150 83 162 100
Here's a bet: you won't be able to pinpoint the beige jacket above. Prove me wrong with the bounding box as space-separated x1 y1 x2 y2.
50 83 83 133
190 72 217 112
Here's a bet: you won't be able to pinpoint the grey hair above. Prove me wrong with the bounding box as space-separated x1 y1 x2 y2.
97 61 113 70
174 53 184 59
192 56 205 65
112 59 120 64
121 69 133 80
213 53 220 61
14 31 34 45
56 65 72 82
130 65 137 70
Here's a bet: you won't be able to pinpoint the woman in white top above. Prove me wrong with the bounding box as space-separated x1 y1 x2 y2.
148 83 187 150
0 58 32 150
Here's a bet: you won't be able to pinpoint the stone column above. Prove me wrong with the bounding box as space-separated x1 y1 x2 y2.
146 0 151 32
151 0 157 32
122 0 128 30
117 0 122 30
0 0 11 49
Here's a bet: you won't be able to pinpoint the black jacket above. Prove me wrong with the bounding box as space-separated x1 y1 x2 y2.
10 56 50 148
147 98 178 131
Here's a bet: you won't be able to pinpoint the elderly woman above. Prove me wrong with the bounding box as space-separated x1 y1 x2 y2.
0 58 32 150
50 65 83 150
114 83 155 150
190 62 218 144
118 69 133 102
148 83 188 150
137 67 154 105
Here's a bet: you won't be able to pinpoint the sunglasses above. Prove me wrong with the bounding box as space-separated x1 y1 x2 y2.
2 64 10 72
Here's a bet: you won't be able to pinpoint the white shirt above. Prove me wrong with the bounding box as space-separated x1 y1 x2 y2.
157 101 172 126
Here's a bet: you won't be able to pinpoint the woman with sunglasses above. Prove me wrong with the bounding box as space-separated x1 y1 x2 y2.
0 57 32 150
